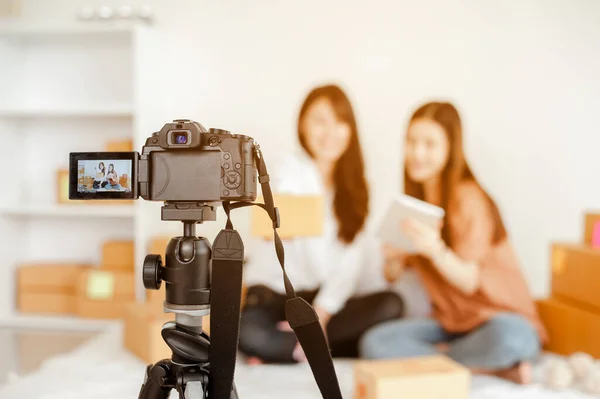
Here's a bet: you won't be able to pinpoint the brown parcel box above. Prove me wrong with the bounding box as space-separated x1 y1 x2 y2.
17 264 88 315
584 213 600 246
18 263 87 293
106 139 133 152
102 240 134 272
124 302 210 364
551 243 600 310
537 298 600 357
75 269 135 319
354 356 470 399
18 292 76 315
251 195 324 239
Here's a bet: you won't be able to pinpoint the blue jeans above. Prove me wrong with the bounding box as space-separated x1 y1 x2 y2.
359 312 540 370
105 183 121 189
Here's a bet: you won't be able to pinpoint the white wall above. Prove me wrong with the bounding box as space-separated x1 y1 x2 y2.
10 0 600 297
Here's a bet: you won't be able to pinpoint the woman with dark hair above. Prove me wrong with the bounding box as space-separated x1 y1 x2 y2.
360 102 546 384
239 84 404 363
93 162 107 189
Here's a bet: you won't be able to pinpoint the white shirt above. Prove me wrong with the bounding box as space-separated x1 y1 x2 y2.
243 153 367 315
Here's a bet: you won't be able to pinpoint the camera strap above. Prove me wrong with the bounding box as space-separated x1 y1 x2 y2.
208 148 343 399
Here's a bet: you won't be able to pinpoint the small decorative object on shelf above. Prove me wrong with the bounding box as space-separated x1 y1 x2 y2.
97 6 114 20
138 5 154 22
74 5 154 24
117 5 134 19
77 7 95 20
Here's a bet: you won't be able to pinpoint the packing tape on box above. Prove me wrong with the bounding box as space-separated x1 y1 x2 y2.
86 271 115 300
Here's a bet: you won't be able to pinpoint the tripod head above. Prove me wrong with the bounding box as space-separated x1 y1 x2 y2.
143 203 221 317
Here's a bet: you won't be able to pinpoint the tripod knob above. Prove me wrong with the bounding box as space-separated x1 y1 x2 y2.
143 254 163 290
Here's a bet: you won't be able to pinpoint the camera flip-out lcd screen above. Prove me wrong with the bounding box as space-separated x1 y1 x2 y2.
69 152 138 200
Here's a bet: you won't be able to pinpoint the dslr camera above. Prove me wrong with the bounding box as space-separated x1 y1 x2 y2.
69 119 258 220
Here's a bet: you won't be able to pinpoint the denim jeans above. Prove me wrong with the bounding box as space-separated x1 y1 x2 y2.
359 312 540 370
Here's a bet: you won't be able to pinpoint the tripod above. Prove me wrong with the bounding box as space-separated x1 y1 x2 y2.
138 203 240 399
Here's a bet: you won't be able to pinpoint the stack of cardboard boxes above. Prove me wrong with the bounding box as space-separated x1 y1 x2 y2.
537 212 600 357
75 240 136 319
17 240 136 318
17 263 89 315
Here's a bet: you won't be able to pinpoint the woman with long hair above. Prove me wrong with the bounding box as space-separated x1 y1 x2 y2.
93 162 106 189
239 84 404 363
105 164 121 189
360 102 546 384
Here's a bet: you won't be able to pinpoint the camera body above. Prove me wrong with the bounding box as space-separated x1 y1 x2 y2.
69 119 258 207
139 120 257 202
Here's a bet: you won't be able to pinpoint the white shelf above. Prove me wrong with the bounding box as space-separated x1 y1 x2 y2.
0 204 135 218
0 25 134 38
0 314 121 332
0 106 134 119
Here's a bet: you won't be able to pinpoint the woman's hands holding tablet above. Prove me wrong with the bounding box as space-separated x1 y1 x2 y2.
401 218 445 259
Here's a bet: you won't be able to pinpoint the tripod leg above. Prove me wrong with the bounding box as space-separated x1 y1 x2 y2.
183 381 205 399
139 363 173 399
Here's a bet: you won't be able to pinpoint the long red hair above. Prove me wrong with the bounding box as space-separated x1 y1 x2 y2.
298 85 369 244
404 102 507 246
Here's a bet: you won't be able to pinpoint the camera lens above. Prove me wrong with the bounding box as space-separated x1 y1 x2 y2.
174 133 188 144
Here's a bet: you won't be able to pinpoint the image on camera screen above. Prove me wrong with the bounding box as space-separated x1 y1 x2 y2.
77 160 132 194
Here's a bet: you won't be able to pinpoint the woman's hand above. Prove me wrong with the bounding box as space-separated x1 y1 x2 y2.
382 243 406 264
384 258 404 283
382 243 407 283
402 218 445 258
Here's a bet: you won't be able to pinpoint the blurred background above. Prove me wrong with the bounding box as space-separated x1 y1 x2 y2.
0 0 598 396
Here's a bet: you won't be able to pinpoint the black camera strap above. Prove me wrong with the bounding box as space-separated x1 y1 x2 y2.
209 148 343 399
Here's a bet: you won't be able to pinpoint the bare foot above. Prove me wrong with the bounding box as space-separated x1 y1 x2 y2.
246 357 264 365
494 362 533 384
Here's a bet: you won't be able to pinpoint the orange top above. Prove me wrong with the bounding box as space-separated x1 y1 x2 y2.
413 181 547 343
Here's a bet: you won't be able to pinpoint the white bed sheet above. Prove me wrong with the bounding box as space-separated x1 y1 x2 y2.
0 326 596 399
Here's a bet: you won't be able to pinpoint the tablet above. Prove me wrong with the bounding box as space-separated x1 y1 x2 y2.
377 194 445 252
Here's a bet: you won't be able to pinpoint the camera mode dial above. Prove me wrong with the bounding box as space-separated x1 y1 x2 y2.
209 128 231 135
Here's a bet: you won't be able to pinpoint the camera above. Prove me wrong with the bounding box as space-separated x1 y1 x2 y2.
69 119 258 220
69 119 342 399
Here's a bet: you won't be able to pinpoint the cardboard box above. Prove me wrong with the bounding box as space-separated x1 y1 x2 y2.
75 297 128 319
75 269 135 319
18 292 76 315
537 298 600 357
584 213 600 247
551 243 600 311
354 356 470 399
102 240 134 272
18 264 88 294
106 139 133 152
57 169 83 205
251 195 324 239
124 302 211 364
